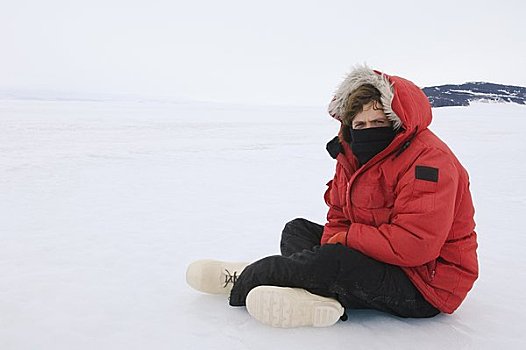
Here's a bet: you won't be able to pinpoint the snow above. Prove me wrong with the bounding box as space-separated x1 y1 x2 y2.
1 99 525 349
450 89 516 99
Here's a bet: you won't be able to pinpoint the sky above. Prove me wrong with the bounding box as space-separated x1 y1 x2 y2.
1 0 525 106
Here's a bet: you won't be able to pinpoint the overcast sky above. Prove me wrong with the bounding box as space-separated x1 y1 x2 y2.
1 0 524 106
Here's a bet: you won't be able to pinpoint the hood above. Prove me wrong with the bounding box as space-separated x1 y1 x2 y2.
328 65 432 134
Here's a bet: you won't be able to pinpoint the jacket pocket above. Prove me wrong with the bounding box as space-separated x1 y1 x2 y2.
415 260 437 283
411 179 437 212
426 260 437 281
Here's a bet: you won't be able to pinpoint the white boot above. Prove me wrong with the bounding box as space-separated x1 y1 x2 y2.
186 259 249 294
246 286 345 328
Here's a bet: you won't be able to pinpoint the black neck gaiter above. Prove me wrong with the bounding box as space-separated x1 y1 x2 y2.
349 127 396 166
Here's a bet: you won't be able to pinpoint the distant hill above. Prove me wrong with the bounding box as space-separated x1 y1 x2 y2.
422 82 526 107
2 83 526 108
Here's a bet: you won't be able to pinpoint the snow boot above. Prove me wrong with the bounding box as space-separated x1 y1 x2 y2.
245 285 345 328
186 259 249 294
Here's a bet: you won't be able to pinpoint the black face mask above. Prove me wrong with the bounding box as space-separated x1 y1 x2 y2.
349 127 396 166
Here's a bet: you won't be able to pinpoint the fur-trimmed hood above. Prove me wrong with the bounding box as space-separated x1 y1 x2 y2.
328 65 432 133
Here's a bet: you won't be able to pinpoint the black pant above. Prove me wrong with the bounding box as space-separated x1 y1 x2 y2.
229 218 440 318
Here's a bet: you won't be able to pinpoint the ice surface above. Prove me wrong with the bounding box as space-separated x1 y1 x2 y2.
1 99 525 349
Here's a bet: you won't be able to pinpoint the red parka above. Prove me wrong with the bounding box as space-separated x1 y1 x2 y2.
322 67 478 313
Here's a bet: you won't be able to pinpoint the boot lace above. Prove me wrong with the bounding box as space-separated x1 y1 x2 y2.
223 269 239 288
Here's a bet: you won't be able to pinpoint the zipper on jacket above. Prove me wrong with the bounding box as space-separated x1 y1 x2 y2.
345 182 356 223
392 126 419 160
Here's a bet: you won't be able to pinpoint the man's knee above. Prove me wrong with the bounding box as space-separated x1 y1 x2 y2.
280 218 309 256
282 218 323 236
282 218 310 236
281 218 324 257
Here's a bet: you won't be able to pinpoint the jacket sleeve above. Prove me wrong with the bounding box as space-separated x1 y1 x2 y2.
321 163 351 244
344 150 460 267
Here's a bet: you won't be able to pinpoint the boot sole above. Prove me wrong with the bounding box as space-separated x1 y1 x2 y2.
246 286 344 328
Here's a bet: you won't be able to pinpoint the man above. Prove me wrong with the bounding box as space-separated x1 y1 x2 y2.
186 65 479 328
